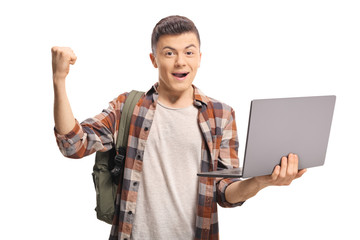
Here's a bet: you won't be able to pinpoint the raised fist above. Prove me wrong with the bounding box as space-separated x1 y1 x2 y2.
51 46 77 79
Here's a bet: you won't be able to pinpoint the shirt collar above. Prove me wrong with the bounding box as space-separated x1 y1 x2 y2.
193 85 210 107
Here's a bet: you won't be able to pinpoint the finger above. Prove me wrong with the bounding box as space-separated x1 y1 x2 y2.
279 156 288 179
288 153 298 177
272 165 281 181
293 153 299 176
287 153 296 176
51 46 58 54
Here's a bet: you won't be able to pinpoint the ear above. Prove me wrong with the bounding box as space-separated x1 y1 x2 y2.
149 53 158 68
198 52 202 68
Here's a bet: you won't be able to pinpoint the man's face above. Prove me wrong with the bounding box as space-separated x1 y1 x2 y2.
150 32 201 96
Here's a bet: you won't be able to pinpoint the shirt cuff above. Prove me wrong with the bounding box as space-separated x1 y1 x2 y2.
216 178 245 208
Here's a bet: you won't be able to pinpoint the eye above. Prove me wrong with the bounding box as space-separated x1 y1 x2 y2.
186 51 194 56
165 51 174 56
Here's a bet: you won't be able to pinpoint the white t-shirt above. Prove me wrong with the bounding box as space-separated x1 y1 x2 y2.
131 101 202 240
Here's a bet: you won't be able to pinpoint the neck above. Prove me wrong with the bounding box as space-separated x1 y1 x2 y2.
157 85 194 108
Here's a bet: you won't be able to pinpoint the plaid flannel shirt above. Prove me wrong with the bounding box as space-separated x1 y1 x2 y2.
55 83 244 240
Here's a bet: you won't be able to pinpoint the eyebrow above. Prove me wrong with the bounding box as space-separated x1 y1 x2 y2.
162 44 197 51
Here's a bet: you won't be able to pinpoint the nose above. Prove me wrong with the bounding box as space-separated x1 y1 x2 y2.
175 54 186 67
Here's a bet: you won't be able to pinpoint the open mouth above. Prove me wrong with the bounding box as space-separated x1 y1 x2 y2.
172 72 189 78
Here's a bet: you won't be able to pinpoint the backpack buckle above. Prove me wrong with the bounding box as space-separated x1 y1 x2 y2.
110 147 126 177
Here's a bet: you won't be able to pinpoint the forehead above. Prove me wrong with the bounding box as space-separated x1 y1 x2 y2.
156 32 200 50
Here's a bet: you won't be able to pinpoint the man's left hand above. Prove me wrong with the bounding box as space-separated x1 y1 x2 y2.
254 153 307 187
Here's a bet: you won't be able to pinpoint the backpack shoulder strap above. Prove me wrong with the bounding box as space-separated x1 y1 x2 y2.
115 90 144 151
111 90 144 178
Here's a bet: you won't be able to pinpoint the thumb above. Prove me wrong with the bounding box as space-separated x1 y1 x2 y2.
295 169 307 179
69 54 77 65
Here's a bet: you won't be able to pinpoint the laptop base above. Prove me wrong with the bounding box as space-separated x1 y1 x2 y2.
197 167 243 178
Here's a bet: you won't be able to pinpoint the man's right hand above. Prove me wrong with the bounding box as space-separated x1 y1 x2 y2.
51 46 77 81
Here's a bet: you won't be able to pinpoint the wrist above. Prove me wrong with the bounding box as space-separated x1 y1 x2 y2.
253 176 271 189
53 75 66 87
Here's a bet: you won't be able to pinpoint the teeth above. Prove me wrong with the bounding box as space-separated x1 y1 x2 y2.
173 73 188 77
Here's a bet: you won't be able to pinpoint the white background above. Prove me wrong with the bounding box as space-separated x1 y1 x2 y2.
1 0 359 239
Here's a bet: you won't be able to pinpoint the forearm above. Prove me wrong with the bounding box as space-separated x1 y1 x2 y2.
225 177 267 204
53 77 76 135
224 154 307 204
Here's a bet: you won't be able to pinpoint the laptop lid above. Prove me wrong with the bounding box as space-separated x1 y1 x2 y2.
197 95 336 178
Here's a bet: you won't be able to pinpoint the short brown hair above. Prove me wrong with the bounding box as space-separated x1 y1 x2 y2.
151 15 201 54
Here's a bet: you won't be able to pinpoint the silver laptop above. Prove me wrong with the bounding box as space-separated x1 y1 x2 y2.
197 95 336 178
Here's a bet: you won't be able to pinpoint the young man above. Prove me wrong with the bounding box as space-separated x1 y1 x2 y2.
52 15 306 240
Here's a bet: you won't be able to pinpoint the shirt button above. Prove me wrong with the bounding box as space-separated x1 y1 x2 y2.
144 127 149 131
63 141 70 148
128 211 133 215
133 182 138 186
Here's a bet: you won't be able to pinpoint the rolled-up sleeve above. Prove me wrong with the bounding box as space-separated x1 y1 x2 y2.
216 108 245 208
54 94 125 159
54 119 86 157
216 178 245 208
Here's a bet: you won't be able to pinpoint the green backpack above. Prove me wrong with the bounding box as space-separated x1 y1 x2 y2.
92 90 144 224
